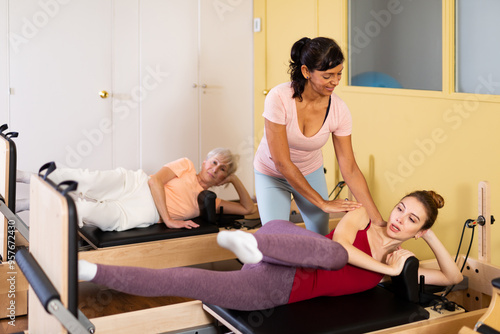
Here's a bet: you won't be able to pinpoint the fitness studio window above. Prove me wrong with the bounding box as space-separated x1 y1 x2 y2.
348 0 442 91
456 0 500 96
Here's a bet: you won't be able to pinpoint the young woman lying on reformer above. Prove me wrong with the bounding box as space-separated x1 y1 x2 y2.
17 148 256 231
78 190 463 311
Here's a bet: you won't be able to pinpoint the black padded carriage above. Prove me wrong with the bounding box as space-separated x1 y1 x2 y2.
204 257 430 334
205 287 429 334
77 189 245 248
79 217 220 248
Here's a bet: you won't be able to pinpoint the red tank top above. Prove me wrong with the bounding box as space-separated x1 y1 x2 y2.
288 223 384 304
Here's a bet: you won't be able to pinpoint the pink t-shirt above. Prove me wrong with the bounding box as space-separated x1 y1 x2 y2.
254 82 352 178
163 158 222 220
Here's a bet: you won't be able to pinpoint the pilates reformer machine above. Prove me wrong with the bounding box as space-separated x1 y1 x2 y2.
18 171 427 333
0 124 29 246
1 125 336 273
16 166 500 333
75 174 323 270
199 184 500 333
77 194 248 270
77 208 331 270
0 124 29 320
0 121 251 324
0 126 257 272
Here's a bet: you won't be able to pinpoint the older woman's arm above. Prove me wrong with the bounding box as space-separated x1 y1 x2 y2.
216 174 256 216
148 166 200 229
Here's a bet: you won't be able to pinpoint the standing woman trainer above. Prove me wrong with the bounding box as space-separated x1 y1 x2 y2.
254 37 383 235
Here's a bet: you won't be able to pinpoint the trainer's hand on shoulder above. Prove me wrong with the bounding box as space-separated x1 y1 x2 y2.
322 199 362 214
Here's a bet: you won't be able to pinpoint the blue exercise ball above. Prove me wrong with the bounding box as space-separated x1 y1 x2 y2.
351 71 403 88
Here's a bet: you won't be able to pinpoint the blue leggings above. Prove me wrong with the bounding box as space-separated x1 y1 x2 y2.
255 166 330 235
90 220 348 311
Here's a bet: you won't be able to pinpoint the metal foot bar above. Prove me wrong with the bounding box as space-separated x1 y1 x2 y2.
15 247 94 334
0 198 29 242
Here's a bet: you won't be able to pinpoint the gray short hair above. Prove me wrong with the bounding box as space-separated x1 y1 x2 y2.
206 148 239 176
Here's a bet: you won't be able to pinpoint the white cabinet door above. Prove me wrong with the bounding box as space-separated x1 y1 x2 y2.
139 0 254 199
7 0 254 199
139 0 200 173
9 0 114 171
199 0 254 198
0 2 8 122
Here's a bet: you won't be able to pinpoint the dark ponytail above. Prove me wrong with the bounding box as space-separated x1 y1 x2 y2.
289 37 344 101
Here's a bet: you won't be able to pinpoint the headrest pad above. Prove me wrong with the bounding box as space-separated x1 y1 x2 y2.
198 190 217 224
391 256 419 303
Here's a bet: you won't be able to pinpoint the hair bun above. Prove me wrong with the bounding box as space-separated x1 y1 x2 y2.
427 190 445 209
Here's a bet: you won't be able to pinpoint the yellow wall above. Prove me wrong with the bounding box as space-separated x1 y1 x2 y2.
254 0 500 266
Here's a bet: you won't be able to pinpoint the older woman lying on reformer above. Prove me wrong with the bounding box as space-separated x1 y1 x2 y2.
78 190 463 311
17 148 256 231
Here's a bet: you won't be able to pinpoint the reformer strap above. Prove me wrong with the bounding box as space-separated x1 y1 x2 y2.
5 131 18 139
57 180 78 196
38 161 57 181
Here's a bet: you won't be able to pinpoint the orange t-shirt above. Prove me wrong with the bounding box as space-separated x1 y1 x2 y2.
163 158 221 220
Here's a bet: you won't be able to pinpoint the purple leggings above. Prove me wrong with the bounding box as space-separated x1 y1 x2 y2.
91 220 347 310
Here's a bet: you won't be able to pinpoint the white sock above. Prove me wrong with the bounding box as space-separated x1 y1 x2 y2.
217 230 263 264
15 198 30 212
78 260 98 281
16 170 33 183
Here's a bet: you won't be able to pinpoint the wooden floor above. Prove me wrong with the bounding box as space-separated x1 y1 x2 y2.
78 281 192 318
1 315 27 334
1 259 241 333
0 288 190 334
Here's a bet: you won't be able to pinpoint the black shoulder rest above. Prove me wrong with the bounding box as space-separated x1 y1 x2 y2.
390 256 419 303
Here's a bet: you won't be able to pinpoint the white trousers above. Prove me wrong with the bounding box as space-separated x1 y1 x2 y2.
49 167 159 231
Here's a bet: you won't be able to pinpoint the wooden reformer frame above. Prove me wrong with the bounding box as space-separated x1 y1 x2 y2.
1 129 333 272
0 125 28 319
25 174 217 333
78 210 341 270
77 191 342 269
78 226 241 269
371 182 500 334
